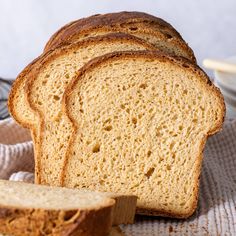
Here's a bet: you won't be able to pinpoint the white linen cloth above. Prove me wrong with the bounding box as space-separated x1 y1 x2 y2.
0 118 235 235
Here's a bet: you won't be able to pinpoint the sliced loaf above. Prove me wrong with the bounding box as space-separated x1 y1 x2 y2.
8 12 196 160
8 12 196 131
62 51 225 218
23 34 155 185
44 11 196 63
0 180 115 236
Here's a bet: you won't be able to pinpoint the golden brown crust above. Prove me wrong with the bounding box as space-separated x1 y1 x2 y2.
62 50 225 218
0 203 114 236
7 57 39 128
44 14 102 52
44 11 183 51
44 11 196 63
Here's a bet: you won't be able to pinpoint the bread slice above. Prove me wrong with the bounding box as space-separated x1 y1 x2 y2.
44 11 196 63
62 51 225 218
0 180 137 235
0 180 113 236
22 34 155 185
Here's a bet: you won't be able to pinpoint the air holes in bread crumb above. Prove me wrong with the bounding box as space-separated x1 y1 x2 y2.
166 33 173 39
138 114 143 119
63 212 76 221
145 167 155 179
147 150 152 157
53 95 60 101
104 125 112 131
170 142 174 150
92 143 100 153
129 27 138 31
166 165 171 171
121 104 125 109
156 130 161 137
182 63 189 68
139 83 147 89
132 117 137 125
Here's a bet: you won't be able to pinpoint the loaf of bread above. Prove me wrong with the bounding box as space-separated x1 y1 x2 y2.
61 51 225 218
44 11 196 62
0 180 136 235
7 12 225 219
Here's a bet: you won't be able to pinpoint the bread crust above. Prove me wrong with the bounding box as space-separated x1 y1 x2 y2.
62 50 225 218
45 11 183 52
44 14 101 53
7 57 39 128
0 202 114 236
44 11 196 63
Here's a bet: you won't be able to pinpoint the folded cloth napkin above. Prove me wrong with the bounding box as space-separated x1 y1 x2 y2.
0 118 235 235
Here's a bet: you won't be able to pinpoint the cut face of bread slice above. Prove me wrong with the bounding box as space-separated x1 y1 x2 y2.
0 180 137 235
0 180 114 236
24 34 155 185
44 11 196 63
62 51 225 218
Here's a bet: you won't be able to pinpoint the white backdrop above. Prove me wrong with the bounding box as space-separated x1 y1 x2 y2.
0 0 235 78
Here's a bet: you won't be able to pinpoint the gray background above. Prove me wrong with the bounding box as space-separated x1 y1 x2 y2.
0 0 235 78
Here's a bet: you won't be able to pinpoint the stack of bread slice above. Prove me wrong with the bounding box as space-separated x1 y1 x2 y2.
8 11 225 223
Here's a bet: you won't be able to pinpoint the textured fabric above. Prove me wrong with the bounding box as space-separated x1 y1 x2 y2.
0 118 34 179
0 118 235 235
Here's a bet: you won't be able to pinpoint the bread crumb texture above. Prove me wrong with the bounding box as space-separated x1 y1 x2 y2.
64 53 224 217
